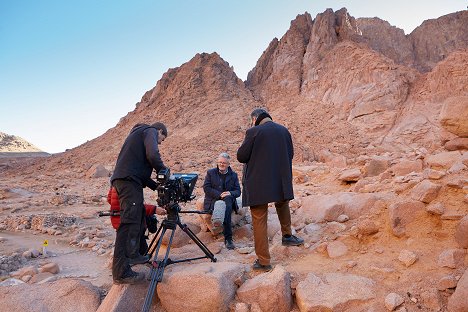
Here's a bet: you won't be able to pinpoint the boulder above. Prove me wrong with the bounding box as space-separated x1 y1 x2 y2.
410 180 441 203
439 96 468 137
296 273 376 311
338 168 361 182
86 164 110 178
0 278 101 312
437 249 466 269
445 137 468 151
448 268 468 312
326 241 348 258
384 292 404 311
390 159 423 176
426 202 445 215
425 151 462 169
157 262 245 312
301 193 378 222
398 250 418 267
388 201 426 237
300 195 344 223
363 158 389 177
237 265 291 312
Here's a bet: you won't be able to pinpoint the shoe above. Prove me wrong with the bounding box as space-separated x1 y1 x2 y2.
282 235 304 246
225 239 235 250
128 254 150 266
252 259 272 272
113 270 146 285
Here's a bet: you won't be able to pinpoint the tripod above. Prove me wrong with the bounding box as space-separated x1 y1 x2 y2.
141 201 217 312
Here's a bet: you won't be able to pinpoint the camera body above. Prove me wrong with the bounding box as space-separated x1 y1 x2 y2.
156 168 198 208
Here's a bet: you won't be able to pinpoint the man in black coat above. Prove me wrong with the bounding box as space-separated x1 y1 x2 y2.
111 122 167 284
237 108 303 271
203 152 241 250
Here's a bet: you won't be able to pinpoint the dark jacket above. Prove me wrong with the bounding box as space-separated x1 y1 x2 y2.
111 124 166 187
203 167 241 212
237 120 294 206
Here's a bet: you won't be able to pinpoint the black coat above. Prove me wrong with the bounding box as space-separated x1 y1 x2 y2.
237 121 294 206
111 124 165 187
203 167 241 212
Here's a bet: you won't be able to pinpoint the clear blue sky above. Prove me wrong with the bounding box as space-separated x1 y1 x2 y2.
0 1 465 153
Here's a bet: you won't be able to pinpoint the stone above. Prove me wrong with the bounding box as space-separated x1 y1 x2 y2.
296 273 376 311
398 250 418 267
388 201 426 237
385 292 404 311
440 96 468 137
326 241 348 258
158 262 246 312
390 159 423 176
438 275 458 290
437 249 466 269
237 265 292 312
420 289 442 311
455 215 468 248
425 151 462 169
0 278 101 311
410 180 441 203
39 262 60 274
448 268 468 312
357 219 379 236
338 168 361 182
422 168 446 180
363 158 389 177
426 202 445 215
336 214 349 223
86 164 110 178
300 195 344 223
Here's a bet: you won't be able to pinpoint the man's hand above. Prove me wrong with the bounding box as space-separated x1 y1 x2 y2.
220 191 231 199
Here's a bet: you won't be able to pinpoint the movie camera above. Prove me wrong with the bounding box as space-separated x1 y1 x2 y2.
154 167 198 208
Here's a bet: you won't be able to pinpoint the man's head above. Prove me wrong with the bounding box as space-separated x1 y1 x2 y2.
217 152 230 173
250 108 271 127
151 122 168 144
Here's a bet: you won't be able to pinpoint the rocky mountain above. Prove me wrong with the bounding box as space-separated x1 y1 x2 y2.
0 132 45 153
3 8 467 179
246 8 467 157
1 8 467 312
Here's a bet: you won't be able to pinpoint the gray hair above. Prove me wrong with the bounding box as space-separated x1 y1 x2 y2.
218 152 230 160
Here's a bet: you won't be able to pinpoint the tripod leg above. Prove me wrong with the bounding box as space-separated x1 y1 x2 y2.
146 222 164 258
142 225 176 312
178 221 217 262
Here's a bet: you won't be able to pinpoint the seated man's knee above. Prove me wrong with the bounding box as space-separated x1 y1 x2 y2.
214 200 227 209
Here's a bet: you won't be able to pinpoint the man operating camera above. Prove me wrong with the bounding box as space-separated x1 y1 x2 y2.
110 122 168 285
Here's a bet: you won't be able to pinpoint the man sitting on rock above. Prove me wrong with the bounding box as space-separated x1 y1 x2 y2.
203 152 241 250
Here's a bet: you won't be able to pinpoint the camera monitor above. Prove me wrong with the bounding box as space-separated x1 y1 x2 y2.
172 173 198 200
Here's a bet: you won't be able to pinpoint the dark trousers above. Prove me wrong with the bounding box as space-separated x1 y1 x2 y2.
222 196 234 241
112 179 145 280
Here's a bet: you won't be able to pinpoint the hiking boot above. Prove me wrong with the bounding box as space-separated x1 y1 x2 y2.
225 239 235 250
252 259 272 272
128 254 150 266
282 235 304 246
113 270 146 285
